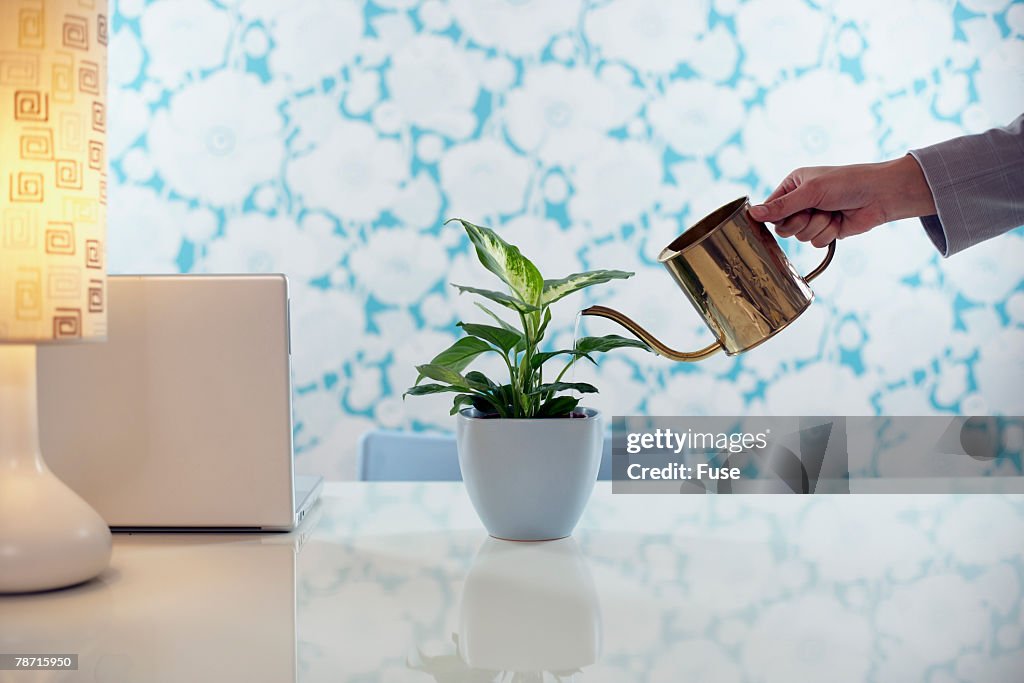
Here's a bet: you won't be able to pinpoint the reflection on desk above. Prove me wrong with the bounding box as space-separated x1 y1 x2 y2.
2 483 1023 682
409 537 601 680
1 520 310 683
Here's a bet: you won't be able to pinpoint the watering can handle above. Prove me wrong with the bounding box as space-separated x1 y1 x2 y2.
803 240 837 283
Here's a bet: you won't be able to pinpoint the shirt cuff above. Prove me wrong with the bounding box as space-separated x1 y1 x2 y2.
919 214 947 256
907 148 973 257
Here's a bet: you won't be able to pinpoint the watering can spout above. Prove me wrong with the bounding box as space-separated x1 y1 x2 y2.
580 305 723 362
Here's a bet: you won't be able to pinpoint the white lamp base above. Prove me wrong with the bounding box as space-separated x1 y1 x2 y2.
0 345 111 593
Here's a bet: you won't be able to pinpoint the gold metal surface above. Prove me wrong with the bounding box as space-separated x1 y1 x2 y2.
582 197 836 361
580 306 723 361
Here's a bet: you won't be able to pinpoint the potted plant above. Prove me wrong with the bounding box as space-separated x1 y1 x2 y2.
405 219 651 541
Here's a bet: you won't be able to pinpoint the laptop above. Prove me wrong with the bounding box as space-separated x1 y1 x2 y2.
38 274 322 531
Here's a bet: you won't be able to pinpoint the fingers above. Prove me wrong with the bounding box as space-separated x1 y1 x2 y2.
776 210 841 247
811 221 840 248
793 210 833 243
750 180 816 223
775 210 812 237
763 174 798 205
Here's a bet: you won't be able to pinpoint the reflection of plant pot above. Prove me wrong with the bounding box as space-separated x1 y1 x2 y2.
458 537 601 673
456 408 603 541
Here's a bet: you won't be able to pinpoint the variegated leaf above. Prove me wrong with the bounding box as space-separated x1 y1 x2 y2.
541 269 634 306
451 283 540 314
448 218 544 306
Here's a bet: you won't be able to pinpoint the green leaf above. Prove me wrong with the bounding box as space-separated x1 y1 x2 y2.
483 383 516 417
471 395 503 416
536 306 552 340
464 371 498 390
529 349 596 369
474 302 520 334
447 386 504 417
448 218 544 306
541 269 634 306
449 392 504 417
457 322 522 354
415 363 470 387
451 283 539 314
416 336 493 385
404 383 471 398
575 334 652 354
526 382 599 396
474 302 527 353
537 396 581 418
449 394 476 415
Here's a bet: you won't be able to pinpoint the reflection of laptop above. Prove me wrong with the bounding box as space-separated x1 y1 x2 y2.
38 274 321 531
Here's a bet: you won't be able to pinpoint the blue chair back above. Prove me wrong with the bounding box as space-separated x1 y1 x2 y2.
358 430 613 482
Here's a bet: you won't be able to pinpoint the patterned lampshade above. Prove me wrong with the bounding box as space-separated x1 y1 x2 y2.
0 0 107 343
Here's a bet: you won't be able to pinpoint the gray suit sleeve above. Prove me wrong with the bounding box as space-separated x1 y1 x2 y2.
908 113 1024 257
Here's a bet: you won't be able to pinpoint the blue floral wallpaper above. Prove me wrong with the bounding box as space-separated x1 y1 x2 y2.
106 0 1024 478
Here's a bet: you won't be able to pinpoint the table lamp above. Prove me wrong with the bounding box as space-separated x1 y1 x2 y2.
0 0 111 593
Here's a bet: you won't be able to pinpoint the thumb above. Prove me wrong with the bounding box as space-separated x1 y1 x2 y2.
751 184 815 223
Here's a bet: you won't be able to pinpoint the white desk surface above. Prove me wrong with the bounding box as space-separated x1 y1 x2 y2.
2 482 1023 682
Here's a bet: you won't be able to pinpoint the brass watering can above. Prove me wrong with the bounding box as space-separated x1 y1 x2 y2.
582 196 836 361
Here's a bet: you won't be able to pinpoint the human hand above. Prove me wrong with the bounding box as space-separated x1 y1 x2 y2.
748 155 937 247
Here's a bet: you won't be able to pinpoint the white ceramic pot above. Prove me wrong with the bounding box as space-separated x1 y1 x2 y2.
455 407 603 541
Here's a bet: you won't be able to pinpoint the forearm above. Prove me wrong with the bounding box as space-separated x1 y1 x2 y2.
872 155 937 223
750 119 1022 250
908 114 1024 257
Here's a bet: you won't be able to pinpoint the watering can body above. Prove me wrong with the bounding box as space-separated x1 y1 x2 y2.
583 196 835 361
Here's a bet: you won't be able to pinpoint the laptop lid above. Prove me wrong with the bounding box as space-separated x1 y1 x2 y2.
38 274 298 529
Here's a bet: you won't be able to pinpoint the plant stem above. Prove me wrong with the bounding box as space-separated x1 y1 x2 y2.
554 357 577 384
498 350 518 416
517 311 536 417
